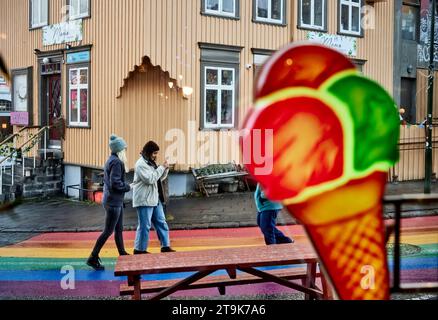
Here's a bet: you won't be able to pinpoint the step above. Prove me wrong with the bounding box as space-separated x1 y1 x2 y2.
37 149 64 160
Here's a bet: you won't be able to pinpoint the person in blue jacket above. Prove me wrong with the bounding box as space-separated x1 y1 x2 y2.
254 184 294 245
87 134 131 271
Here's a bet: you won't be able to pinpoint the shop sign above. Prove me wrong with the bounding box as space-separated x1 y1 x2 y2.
67 51 90 64
43 20 83 46
10 112 29 126
306 32 357 57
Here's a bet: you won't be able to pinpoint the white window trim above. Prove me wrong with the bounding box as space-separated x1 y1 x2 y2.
69 67 89 127
255 0 284 24
205 0 236 17
30 0 48 29
339 0 362 36
69 0 90 20
300 0 325 31
203 66 235 129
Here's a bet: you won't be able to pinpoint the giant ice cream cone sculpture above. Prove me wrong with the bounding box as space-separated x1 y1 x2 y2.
241 44 400 300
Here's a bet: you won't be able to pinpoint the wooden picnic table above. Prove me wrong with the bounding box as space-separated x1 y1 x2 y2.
114 243 330 300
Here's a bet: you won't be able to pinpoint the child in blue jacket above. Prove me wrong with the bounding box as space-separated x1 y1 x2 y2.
254 184 294 245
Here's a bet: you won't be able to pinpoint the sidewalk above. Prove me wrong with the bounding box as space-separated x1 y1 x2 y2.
0 180 437 245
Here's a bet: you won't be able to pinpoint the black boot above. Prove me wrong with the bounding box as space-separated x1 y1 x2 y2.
133 249 150 255
161 247 176 253
86 255 105 271
119 251 130 256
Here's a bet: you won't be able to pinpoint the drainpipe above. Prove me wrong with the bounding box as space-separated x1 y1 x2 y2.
425 0 437 193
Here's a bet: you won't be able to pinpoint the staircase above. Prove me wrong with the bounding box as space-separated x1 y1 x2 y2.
0 127 64 203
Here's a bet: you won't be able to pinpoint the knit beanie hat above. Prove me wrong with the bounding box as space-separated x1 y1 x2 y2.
142 141 160 158
109 134 127 153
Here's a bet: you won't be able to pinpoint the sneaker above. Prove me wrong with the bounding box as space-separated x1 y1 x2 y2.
278 237 294 244
133 249 150 255
86 256 105 271
161 247 176 253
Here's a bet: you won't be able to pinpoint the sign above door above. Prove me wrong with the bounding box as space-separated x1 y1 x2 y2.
42 20 83 47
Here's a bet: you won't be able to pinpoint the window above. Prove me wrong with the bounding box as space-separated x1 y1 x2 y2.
11 67 34 126
252 49 274 78
68 66 89 127
254 0 285 25
401 1 420 41
203 0 238 17
339 0 363 36
298 0 326 31
204 67 235 128
69 0 90 20
200 44 241 130
0 100 12 112
29 0 48 29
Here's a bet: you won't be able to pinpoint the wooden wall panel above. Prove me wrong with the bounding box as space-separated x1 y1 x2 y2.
0 0 396 172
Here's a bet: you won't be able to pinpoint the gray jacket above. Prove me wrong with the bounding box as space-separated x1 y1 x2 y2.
132 156 169 208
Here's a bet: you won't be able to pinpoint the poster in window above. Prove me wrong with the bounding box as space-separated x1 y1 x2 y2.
70 89 78 122
13 74 28 112
11 67 33 126
70 69 78 85
80 89 88 123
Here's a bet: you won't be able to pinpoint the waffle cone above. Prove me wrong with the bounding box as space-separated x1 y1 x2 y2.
286 172 390 300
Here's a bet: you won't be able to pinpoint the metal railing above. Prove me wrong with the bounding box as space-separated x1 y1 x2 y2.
0 126 51 195
384 194 438 295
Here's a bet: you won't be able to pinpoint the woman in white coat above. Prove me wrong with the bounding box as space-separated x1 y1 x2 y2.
132 141 175 254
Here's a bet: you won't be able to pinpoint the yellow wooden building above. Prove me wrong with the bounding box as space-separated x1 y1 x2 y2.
0 0 436 196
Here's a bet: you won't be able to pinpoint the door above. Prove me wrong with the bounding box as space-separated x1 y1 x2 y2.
400 77 417 125
47 74 62 148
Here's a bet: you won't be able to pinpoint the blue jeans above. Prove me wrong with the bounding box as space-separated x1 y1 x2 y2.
257 210 293 245
134 202 171 251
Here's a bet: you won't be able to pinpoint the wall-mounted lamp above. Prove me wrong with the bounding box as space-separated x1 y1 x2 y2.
42 57 50 64
168 82 174 89
1 123 7 129
65 44 72 50
182 86 193 98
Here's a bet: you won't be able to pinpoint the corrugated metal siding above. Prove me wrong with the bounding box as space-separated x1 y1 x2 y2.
0 0 395 171
293 0 394 92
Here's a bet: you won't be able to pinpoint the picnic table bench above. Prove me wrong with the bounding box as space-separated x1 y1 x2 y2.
114 243 333 300
191 163 250 196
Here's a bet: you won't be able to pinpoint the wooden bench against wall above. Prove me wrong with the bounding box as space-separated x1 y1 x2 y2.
191 163 250 196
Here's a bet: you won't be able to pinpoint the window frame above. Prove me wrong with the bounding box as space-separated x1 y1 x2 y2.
298 0 328 32
202 0 240 19
66 62 91 128
338 0 364 37
67 0 91 21
199 43 242 131
401 1 421 42
11 67 34 126
253 0 287 26
202 65 236 130
29 0 49 30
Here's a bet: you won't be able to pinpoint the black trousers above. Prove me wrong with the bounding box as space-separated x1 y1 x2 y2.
91 205 126 257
